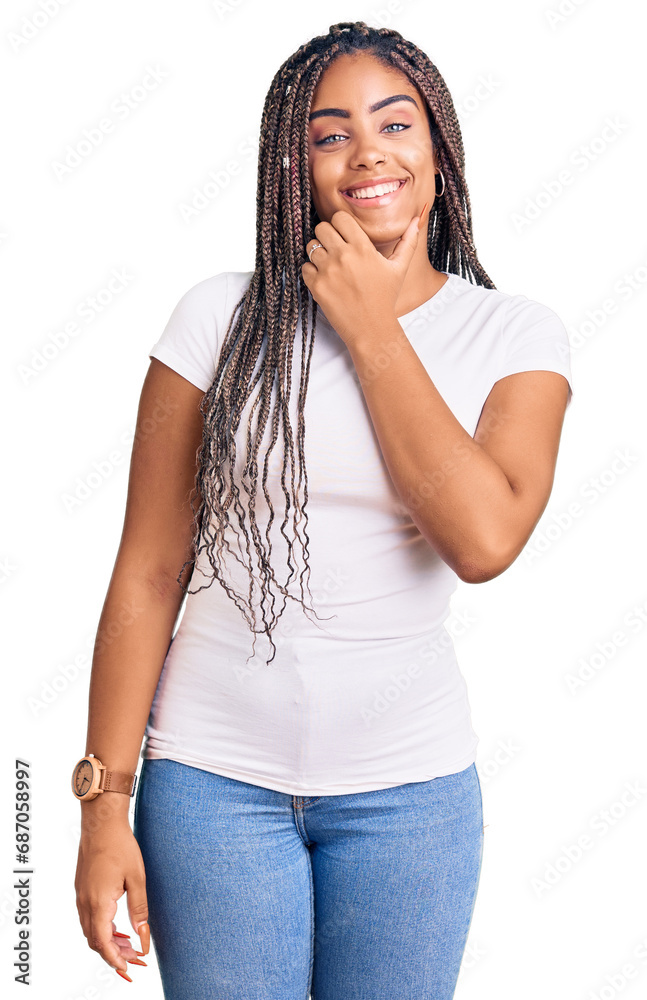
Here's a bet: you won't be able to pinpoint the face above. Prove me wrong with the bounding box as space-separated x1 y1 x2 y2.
307 51 439 253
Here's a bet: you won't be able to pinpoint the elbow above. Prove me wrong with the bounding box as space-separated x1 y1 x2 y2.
454 541 519 585
456 561 506 585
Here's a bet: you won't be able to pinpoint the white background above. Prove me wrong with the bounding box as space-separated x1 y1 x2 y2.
2 1 646 997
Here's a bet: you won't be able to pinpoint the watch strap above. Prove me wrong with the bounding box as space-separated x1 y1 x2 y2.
98 768 137 796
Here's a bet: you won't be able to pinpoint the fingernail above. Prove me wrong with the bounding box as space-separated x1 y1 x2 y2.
127 958 147 966
116 968 133 982
417 201 429 231
114 931 130 939
136 921 150 956
134 950 145 957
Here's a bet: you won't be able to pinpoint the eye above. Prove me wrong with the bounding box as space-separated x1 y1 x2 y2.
314 122 411 146
315 133 347 146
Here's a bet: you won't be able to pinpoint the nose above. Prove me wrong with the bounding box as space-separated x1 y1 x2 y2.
347 129 387 170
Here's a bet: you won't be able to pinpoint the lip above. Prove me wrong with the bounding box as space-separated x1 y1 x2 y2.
341 177 407 207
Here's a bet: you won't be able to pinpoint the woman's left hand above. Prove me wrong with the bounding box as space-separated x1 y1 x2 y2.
301 206 426 350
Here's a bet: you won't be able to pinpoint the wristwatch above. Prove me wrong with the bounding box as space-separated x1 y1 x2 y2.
71 754 138 801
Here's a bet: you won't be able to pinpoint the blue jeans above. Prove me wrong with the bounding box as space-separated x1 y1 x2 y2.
133 757 484 999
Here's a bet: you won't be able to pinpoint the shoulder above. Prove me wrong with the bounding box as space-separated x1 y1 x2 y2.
447 272 561 322
170 270 254 320
447 273 569 353
148 271 255 393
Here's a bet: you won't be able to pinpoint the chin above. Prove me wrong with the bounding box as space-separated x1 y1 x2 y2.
359 219 404 238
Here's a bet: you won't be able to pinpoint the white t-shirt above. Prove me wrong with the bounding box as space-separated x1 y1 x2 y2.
142 269 574 795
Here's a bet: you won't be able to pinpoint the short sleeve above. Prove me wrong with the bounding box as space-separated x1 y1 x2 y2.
499 295 574 408
148 272 229 392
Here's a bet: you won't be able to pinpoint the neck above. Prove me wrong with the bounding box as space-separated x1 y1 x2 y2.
370 220 447 318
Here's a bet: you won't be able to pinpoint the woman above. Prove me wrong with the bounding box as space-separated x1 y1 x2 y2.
73 20 573 999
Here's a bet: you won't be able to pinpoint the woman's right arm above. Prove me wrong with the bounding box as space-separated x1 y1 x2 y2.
74 357 207 980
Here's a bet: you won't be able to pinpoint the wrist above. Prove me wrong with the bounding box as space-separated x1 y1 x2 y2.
72 753 137 802
80 791 132 834
347 317 407 382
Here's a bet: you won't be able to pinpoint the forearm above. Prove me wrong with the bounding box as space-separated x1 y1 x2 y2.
80 564 185 826
347 318 517 581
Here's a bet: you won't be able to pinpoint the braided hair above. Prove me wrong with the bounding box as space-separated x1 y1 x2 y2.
176 21 495 665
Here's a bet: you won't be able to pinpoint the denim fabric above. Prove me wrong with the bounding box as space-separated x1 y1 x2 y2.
133 757 484 999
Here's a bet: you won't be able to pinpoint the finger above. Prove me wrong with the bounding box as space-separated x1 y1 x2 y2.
417 200 430 231
125 874 151 957
135 920 151 957
387 211 421 264
301 261 316 288
311 218 345 248
306 239 327 255
111 922 146 961
116 939 148 966
306 245 327 269
87 909 130 976
329 209 373 246
128 896 151 955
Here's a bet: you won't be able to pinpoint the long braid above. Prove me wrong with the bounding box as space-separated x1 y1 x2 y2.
176 21 495 666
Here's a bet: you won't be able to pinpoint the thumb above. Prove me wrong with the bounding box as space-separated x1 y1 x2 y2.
126 882 150 956
388 201 428 264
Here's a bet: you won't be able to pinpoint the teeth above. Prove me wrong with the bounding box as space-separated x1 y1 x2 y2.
347 180 402 199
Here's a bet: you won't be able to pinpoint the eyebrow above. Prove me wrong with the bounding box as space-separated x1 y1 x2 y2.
308 94 419 122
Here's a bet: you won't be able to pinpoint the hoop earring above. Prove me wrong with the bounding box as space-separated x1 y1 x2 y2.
435 170 446 197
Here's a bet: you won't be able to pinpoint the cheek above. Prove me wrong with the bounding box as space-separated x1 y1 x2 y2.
307 154 319 193
407 142 434 169
309 162 333 205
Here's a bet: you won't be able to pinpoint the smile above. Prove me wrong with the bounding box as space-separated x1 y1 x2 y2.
341 178 407 207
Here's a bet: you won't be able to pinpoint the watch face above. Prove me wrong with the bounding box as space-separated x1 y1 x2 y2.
73 759 95 797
